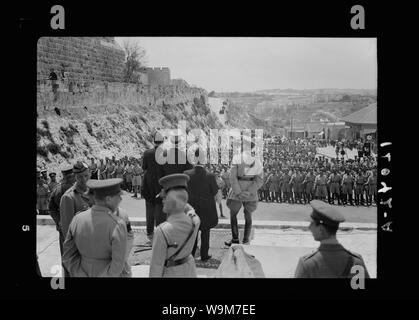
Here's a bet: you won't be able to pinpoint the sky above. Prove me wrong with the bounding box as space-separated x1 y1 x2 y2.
115 37 377 92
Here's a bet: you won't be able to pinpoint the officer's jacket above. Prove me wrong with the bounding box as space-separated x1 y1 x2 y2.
62 205 128 277
149 211 201 278
294 243 370 278
48 181 73 227
37 183 50 211
116 208 134 277
228 155 264 202
60 184 92 239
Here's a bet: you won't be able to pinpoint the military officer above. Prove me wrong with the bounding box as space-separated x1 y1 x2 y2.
37 174 50 215
354 170 366 206
48 165 75 256
290 168 304 204
341 170 354 206
99 159 107 180
60 162 93 241
149 174 201 277
328 170 342 205
62 178 131 277
281 170 292 204
303 169 315 204
48 172 59 192
364 170 377 207
224 145 264 246
314 170 328 201
294 200 370 278
89 158 98 180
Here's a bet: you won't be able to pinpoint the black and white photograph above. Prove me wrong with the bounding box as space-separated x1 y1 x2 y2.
35 36 378 279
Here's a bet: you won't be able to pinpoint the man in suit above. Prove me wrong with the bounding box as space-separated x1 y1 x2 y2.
184 157 219 261
142 131 165 245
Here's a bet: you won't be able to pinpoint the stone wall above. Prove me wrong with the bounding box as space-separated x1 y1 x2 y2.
37 37 125 83
146 67 171 86
37 79 208 115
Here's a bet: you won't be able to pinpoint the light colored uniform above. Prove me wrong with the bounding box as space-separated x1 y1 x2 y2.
62 204 129 277
59 184 92 239
227 154 264 203
116 208 134 277
149 209 201 278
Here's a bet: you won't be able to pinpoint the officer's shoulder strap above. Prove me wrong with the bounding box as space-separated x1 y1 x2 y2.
301 249 318 261
343 248 363 260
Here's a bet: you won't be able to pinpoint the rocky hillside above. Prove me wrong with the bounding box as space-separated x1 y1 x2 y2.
36 82 223 175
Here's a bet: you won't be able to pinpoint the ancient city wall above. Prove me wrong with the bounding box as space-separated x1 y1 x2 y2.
37 37 125 83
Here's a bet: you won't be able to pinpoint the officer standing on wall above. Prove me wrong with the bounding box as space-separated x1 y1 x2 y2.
294 200 370 278
224 141 264 246
63 178 131 277
149 174 201 277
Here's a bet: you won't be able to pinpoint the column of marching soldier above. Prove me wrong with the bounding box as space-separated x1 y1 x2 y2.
37 132 371 278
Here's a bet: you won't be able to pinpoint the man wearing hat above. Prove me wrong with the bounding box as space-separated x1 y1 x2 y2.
60 162 93 246
142 130 165 245
63 178 131 277
48 165 76 257
294 200 370 278
149 174 201 277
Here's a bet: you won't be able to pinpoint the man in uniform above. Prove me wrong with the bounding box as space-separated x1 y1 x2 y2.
89 158 98 180
224 144 264 246
99 159 107 180
290 168 304 204
48 172 59 192
62 178 132 277
281 169 292 204
341 170 354 206
328 170 342 205
60 162 93 243
37 173 50 215
48 165 75 257
294 200 370 278
364 170 377 207
303 169 315 204
314 170 328 201
149 174 201 277
354 170 366 206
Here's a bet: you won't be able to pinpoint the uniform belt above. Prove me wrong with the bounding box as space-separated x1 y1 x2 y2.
317 184 326 186
238 177 255 181
165 255 190 268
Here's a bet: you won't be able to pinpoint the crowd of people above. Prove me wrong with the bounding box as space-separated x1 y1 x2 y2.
36 132 374 278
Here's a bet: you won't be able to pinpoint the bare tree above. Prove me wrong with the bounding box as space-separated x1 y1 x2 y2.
122 40 147 83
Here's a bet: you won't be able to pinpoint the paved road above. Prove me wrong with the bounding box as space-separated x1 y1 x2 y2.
120 193 376 223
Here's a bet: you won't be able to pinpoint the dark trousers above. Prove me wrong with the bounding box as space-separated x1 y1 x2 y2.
227 199 257 242
192 228 210 259
145 201 165 237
